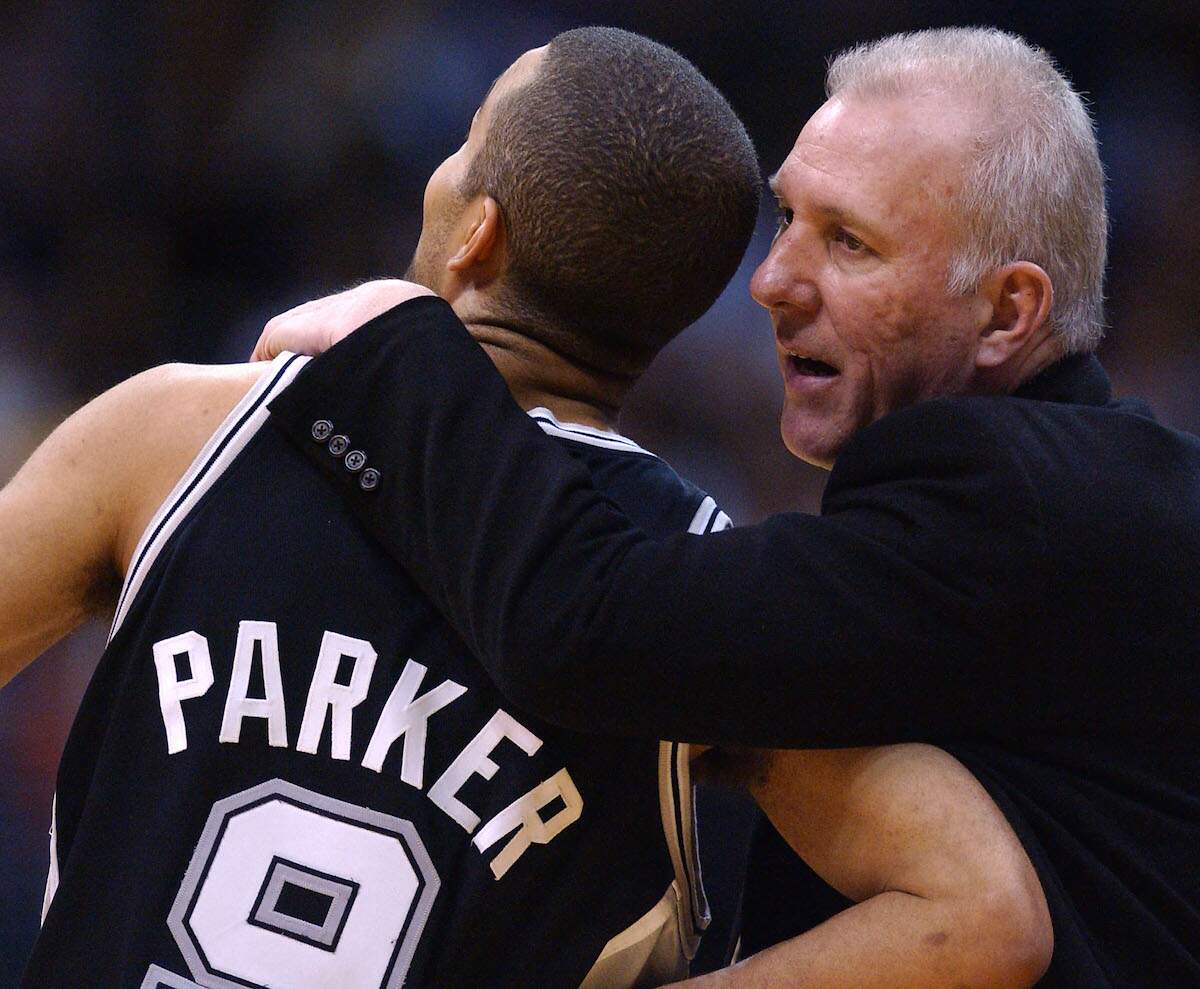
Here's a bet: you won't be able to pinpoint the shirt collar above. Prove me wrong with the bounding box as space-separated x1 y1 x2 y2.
1013 352 1113 407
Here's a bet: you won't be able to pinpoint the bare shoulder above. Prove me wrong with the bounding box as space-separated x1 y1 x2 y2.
111 360 270 423
0 362 273 682
98 362 273 571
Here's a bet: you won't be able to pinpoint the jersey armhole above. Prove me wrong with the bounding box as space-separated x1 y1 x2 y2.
660 740 711 949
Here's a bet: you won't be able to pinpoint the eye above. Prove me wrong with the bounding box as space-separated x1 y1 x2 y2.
775 206 794 236
833 228 867 253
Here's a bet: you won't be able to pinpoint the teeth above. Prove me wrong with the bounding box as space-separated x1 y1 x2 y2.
788 353 838 377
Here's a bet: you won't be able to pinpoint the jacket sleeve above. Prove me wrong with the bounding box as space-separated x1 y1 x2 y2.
267 297 1078 748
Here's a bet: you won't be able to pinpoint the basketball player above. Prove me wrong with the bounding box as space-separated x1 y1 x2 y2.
1 28 1047 989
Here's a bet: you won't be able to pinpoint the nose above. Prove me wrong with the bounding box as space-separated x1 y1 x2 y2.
750 235 820 318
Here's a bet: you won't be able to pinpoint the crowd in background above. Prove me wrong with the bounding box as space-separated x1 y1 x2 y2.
2 0 1197 975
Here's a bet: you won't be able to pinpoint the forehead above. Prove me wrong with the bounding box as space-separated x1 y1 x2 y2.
773 93 980 230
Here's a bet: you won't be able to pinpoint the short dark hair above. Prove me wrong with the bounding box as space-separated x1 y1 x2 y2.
463 27 761 374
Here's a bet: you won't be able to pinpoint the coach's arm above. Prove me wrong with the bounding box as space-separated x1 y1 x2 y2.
262 291 1101 748
0 364 265 689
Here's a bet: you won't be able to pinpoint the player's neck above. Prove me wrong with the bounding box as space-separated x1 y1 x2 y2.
464 320 631 432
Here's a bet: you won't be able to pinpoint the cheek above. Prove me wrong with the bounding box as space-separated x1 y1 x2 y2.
829 282 915 358
867 294 910 345
861 269 964 355
832 287 938 406
424 152 465 214
422 175 443 217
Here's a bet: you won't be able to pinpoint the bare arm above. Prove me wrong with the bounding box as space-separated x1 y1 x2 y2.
674 745 1052 989
0 362 268 689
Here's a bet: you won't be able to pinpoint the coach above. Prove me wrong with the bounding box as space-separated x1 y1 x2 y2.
265 28 1200 986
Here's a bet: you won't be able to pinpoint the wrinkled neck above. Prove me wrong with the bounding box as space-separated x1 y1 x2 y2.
465 320 634 431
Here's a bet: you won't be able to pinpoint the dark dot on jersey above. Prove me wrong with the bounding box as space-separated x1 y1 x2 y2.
275 881 335 927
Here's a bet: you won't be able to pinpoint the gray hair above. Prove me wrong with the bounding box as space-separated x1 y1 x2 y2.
826 27 1108 353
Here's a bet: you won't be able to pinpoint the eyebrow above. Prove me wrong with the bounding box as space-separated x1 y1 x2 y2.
767 161 892 248
769 179 874 230
814 203 867 227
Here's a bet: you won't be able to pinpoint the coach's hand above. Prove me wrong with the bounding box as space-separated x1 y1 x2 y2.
251 279 436 361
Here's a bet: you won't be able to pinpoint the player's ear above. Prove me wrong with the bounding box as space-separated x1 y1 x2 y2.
447 196 506 278
974 261 1054 369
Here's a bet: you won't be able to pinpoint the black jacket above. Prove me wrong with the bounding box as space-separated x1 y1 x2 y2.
269 297 1200 986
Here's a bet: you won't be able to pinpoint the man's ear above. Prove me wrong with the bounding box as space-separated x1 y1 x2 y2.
975 261 1054 369
447 196 505 277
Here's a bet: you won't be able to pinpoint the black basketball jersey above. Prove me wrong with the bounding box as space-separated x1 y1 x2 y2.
25 354 732 989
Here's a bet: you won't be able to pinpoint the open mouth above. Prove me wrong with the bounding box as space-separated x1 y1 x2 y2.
788 355 839 378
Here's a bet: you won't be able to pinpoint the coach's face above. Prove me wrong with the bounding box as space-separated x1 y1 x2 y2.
407 46 547 294
750 93 992 468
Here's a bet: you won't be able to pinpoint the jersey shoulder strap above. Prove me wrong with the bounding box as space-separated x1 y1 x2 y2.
109 353 310 642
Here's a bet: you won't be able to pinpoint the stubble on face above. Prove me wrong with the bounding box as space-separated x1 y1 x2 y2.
405 182 468 292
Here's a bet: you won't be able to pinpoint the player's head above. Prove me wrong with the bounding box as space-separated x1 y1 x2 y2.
407 27 760 375
751 27 1107 468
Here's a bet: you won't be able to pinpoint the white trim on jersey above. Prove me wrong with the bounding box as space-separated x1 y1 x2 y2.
140 964 203 989
687 496 731 535
528 407 735 535
660 740 711 947
40 795 58 926
108 353 311 643
527 406 657 458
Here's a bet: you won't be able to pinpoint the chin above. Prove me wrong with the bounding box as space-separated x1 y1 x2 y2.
779 415 838 470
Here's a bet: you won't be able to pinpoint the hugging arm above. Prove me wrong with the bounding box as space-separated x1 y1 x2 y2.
267 296 1103 747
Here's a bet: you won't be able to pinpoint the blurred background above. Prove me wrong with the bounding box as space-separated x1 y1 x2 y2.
1 0 1197 977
